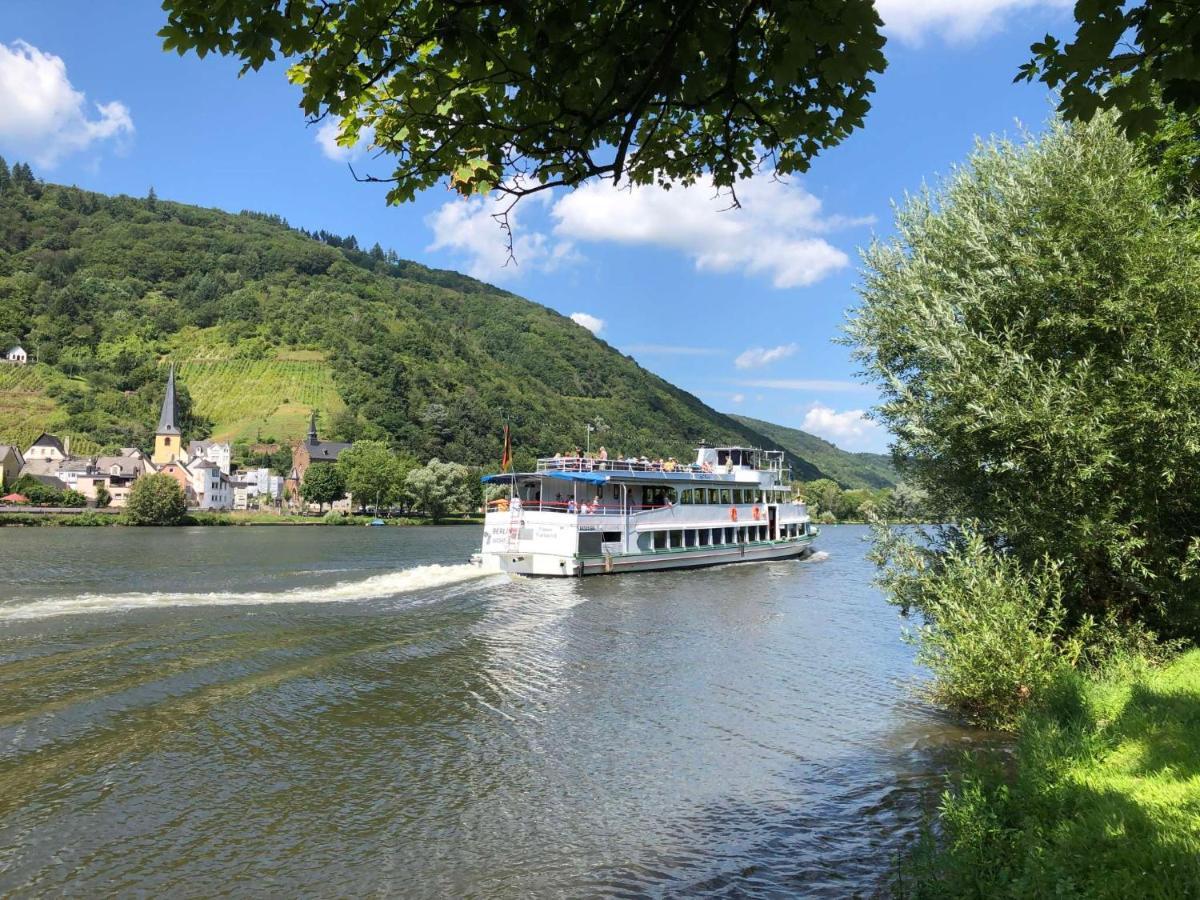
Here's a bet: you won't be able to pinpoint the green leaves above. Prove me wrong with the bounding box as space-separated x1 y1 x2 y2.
850 114 1200 640
1022 0 1200 146
159 0 886 203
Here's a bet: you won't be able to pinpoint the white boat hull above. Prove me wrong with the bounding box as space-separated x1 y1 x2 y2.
473 536 816 577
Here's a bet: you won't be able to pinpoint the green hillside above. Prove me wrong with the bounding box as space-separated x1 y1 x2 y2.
727 414 897 488
0 163 821 473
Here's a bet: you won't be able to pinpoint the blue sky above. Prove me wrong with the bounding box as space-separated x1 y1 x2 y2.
0 1 1076 453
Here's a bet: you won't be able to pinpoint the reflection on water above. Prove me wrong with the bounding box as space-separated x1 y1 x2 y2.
0 525 974 896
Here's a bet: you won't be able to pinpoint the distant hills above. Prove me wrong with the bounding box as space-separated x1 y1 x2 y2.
0 164 892 486
727 414 896 489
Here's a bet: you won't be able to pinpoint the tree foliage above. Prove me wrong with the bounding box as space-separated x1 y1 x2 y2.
124 473 187 525
300 463 346 511
159 0 886 209
404 458 474 522
337 440 409 511
849 114 1200 638
1020 1 1200 140
871 522 1083 730
10 475 87 507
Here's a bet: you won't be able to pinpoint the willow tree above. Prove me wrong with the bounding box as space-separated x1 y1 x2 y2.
848 115 1200 637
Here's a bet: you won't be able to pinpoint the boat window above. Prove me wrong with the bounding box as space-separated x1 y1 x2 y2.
685 530 696 548
699 529 709 546
603 531 621 543
654 531 667 549
680 488 692 504
725 527 734 544
671 530 682 549
719 488 731 505
717 449 729 466
705 488 717 504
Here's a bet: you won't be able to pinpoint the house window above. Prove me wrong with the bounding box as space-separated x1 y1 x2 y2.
164 437 171 446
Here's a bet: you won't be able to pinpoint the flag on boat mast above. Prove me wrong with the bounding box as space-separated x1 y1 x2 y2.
500 423 512 473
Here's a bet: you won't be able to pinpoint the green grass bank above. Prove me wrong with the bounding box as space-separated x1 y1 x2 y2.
903 649 1200 898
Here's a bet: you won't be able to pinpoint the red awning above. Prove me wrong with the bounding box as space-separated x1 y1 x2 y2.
2 493 29 503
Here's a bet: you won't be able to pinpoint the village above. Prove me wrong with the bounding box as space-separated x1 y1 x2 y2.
0 357 351 515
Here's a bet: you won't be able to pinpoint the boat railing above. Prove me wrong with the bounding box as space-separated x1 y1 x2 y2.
487 498 671 515
536 456 738 475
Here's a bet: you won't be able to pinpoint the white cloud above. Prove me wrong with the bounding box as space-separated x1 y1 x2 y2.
314 117 375 162
735 343 797 370
626 344 724 357
426 193 576 283
551 173 868 289
730 393 745 405
0 40 132 167
569 312 604 335
801 403 887 452
874 0 1071 43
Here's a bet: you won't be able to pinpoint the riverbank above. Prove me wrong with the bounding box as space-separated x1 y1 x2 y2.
903 649 1200 896
0 510 483 527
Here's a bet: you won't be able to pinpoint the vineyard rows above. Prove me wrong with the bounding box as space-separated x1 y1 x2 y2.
175 358 345 442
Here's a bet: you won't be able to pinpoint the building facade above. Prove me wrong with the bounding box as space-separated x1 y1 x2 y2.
0 445 23 490
187 439 232 475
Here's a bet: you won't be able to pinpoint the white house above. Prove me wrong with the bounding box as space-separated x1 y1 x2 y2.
24 433 67 463
249 466 283 501
4 346 27 364
187 440 232 476
55 456 96 488
191 460 232 509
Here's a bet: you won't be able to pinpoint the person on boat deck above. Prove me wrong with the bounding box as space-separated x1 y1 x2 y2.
598 446 608 461
567 498 577 513
664 458 677 472
594 494 604 511
511 495 522 511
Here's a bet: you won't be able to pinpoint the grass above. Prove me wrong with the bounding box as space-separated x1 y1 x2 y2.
0 366 106 454
0 365 59 449
902 649 1200 897
173 355 344 444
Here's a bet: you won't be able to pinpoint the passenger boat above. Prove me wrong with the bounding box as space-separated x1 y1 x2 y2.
473 445 817 577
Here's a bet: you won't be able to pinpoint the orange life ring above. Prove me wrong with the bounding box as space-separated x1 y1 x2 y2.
752 506 761 521
729 507 738 522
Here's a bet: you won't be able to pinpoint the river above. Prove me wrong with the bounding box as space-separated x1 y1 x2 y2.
0 524 970 897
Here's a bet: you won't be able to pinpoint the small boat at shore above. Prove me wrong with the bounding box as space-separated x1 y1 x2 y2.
472 445 817 577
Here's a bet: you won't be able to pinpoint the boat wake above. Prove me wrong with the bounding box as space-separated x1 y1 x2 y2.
807 550 831 563
0 564 494 622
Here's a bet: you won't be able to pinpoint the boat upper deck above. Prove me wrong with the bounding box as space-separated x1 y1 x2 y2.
483 447 791 489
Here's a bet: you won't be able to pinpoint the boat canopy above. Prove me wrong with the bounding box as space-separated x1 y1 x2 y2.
482 469 746 485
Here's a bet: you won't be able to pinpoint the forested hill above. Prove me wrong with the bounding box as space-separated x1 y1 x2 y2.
727 414 896 489
0 162 820 472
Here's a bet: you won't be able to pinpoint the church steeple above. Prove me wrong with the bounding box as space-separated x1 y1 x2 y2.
307 410 319 446
152 363 183 465
157 363 180 435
